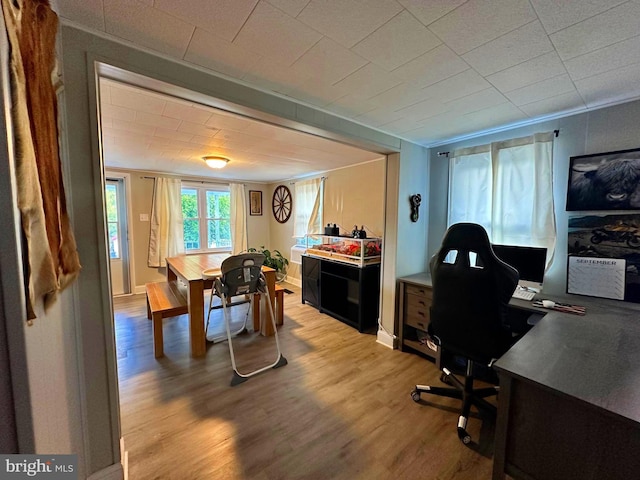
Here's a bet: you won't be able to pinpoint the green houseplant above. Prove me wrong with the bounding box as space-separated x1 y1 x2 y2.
247 246 289 282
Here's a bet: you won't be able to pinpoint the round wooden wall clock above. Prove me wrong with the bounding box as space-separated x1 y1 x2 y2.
272 185 292 223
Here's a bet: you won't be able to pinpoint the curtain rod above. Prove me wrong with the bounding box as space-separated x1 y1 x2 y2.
141 176 246 186
437 130 560 159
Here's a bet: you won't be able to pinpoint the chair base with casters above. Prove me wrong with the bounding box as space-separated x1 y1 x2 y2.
411 357 499 444
212 253 287 386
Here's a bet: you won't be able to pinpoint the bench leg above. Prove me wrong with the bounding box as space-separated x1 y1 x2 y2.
146 295 151 320
275 289 284 326
152 313 164 358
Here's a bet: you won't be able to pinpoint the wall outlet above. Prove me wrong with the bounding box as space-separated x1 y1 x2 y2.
139 214 149 222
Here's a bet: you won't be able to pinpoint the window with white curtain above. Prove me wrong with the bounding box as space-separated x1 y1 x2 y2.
293 177 324 244
448 132 556 259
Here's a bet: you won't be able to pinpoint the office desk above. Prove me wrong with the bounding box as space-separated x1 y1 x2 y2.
166 254 276 358
492 299 640 480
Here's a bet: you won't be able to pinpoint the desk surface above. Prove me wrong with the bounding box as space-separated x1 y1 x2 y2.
399 271 640 425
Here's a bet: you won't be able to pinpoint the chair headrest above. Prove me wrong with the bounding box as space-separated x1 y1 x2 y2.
440 223 492 253
221 253 265 273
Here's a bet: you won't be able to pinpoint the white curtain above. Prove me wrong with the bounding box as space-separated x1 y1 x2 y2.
230 183 248 255
448 132 556 261
148 177 184 267
293 177 324 237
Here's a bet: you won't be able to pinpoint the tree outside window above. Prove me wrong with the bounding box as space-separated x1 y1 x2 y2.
105 184 119 258
181 185 231 252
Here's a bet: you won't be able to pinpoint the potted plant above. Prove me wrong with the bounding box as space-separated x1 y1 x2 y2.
247 246 289 283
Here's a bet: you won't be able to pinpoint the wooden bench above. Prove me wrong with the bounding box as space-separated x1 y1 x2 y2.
145 281 188 358
252 285 285 335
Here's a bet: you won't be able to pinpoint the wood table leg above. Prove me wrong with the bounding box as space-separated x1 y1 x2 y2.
187 280 206 357
260 271 276 336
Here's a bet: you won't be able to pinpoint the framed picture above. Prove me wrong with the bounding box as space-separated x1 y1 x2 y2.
249 190 262 216
566 147 640 211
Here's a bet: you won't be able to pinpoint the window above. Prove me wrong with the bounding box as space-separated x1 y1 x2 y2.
448 132 556 259
105 183 120 259
181 183 231 252
293 177 324 245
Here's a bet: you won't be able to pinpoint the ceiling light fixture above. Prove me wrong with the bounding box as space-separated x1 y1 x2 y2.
203 155 230 169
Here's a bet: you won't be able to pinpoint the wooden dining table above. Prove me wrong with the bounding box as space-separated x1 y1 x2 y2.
165 253 276 358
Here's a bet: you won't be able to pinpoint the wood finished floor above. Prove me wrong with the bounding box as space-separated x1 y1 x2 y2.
114 285 498 480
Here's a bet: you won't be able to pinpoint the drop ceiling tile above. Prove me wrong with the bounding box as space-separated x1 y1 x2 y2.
240 50 312 96
108 119 157 136
355 106 405 128
463 102 526 126
575 63 640 107
154 0 258 42
397 0 466 26
109 85 167 115
190 136 228 148
297 0 403 48
368 83 434 111
421 69 492 104
391 44 469 88
445 88 509 115
153 127 195 143
161 100 212 124
233 1 322 65
462 21 554 76
333 63 402 99
101 104 136 122
176 121 220 138
325 94 381 118
284 76 352 107
185 28 263 80
519 91 586 118
487 51 566 93
135 111 181 130
205 111 254 132
103 0 194 58
266 0 310 17
290 37 368 85
530 0 627 34
394 97 449 119
352 11 441 71
504 74 576 106
428 0 537 55
54 0 105 31
564 35 640 81
550 2 640 60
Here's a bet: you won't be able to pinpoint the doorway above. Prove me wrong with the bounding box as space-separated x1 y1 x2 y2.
106 177 131 296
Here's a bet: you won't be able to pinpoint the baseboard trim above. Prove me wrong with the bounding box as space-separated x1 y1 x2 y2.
376 327 396 349
87 463 124 480
134 285 146 295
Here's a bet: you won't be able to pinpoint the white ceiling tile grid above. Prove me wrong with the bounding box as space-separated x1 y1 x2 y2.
53 0 640 178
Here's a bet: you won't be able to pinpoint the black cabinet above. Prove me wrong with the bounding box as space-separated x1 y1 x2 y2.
301 255 380 332
301 255 320 307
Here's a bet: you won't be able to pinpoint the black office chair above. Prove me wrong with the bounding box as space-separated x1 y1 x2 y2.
213 253 287 386
411 223 518 444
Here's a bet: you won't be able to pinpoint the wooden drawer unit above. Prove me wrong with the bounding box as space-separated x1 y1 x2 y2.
397 276 438 361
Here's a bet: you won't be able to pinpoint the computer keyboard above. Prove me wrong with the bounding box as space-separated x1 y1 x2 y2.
512 289 536 301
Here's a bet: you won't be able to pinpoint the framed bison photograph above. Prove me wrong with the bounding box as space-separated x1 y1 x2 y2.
566 147 640 211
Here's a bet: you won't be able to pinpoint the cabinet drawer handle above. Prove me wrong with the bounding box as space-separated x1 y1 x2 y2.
418 311 425 316
418 300 425 306
417 322 425 329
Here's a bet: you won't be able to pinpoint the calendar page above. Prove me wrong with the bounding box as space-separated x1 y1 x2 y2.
567 256 625 300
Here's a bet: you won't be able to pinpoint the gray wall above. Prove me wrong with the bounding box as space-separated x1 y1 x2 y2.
428 99 640 296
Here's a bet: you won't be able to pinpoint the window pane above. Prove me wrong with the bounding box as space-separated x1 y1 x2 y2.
208 219 231 248
181 188 198 218
184 219 200 250
207 191 230 218
108 222 119 259
105 184 118 222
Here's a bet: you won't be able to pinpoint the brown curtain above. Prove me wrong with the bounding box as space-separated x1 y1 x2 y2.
2 0 81 320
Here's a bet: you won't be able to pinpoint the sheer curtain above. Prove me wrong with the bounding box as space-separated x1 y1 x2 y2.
293 177 324 237
148 177 184 267
229 183 247 254
448 132 556 260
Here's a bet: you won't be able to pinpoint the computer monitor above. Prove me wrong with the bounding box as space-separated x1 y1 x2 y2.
492 244 547 291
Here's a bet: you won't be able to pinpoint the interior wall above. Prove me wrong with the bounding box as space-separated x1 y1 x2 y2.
57 23 404 477
428 98 640 296
269 159 386 284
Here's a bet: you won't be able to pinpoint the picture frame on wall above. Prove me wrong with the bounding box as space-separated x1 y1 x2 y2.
566 147 640 211
249 190 262 216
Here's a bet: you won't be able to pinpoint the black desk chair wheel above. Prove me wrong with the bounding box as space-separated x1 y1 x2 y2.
410 223 518 444
212 253 287 386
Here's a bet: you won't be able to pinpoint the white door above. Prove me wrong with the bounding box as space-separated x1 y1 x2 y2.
106 178 130 295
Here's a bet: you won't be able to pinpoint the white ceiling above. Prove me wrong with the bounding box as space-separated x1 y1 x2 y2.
56 0 640 179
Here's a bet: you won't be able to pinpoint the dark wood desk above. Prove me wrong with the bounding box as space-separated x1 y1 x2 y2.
165 254 276 358
493 298 640 480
